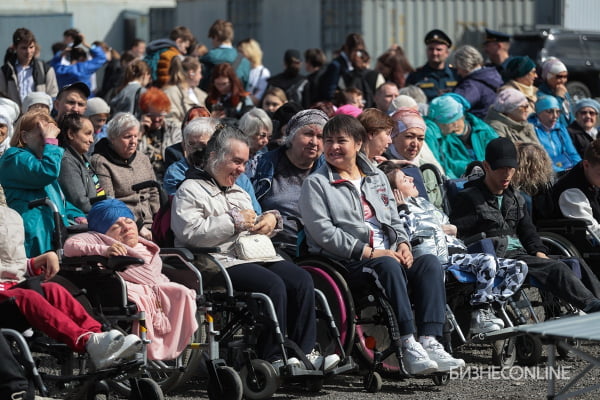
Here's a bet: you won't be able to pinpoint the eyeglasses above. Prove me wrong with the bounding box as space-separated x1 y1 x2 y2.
555 74 568 79
578 110 598 116
146 112 167 119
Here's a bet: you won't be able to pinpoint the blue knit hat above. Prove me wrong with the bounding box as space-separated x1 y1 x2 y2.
428 93 471 124
574 98 600 115
535 96 560 114
88 199 135 234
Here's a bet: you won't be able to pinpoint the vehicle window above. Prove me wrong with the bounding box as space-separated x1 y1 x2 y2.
583 36 600 64
510 37 544 60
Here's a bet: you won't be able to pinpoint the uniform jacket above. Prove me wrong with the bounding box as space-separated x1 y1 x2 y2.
449 177 547 256
0 145 84 257
406 63 458 102
298 152 409 262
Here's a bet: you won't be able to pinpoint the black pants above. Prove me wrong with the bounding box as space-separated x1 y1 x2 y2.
227 260 316 361
507 251 600 310
0 333 33 400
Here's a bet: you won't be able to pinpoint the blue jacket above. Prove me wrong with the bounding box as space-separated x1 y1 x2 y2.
453 67 502 119
528 115 581 173
0 145 84 257
406 63 458 102
50 45 106 93
163 158 261 213
252 147 325 200
537 82 575 128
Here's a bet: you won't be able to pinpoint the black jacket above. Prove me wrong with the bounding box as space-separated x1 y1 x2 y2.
567 121 593 158
449 177 547 255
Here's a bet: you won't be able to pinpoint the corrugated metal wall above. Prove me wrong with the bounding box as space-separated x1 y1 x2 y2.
356 0 537 70
564 0 600 30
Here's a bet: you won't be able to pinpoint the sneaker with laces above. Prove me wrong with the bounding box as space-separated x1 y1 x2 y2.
470 309 502 334
85 330 125 370
422 340 465 372
402 341 438 375
306 350 341 371
483 307 505 328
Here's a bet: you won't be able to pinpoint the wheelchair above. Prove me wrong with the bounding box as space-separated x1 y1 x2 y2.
295 254 452 393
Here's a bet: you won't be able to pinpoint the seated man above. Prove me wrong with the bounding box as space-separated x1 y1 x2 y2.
552 138 600 243
449 137 600 314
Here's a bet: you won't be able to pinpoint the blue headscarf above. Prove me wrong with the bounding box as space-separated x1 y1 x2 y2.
574 98 600 115
535 96 560 114
88 199 135 234
428 93 471 124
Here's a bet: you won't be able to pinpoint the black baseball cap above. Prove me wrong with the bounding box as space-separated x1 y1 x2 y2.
485 137 518 170
424 29 452 47
57 81 90 99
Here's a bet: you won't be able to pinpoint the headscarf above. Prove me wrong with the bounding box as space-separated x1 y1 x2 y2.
388 95 418 115
391 107 426 133
574 98 600 115
285 109 329 146
334 104 363 118
493 88 528 114
88 199 135 234
535 96 560 114
427 93 470 125
504 56 536 80
541 57 567 81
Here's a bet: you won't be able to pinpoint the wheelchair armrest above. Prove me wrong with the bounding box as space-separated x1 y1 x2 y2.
66 224 88 234
463 232 487 246
107 256 144 271
160 247 194 261
187 247 221 254
61 255 144 273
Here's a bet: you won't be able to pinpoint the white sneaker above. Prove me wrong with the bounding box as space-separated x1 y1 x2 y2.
113 334 142 362
272 357 302 372
85 330 125 370
402 341 438 375
306 350 341 371
421 340 465 372
470 309 502 334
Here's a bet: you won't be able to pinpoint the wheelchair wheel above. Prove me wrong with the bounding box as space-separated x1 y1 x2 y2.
432 373 450 386
538 232 582 258
492 337 516 367
239 359 279 400
515 334 543 366
129 378 164 400
207 366 243 400
299 258 356 355
364 371 382 393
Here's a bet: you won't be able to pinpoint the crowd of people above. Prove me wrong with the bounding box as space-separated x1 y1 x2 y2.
1 20 600 399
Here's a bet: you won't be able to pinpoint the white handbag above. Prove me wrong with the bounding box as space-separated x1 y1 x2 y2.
234 234 277 260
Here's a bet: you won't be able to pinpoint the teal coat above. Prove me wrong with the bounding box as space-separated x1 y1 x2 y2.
0 145 84 257
425 113 498 179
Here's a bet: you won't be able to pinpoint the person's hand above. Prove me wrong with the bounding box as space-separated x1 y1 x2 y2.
239 209 257 231
251 213 277 235
39 121 60 139
393 189 405 205
535 251 549 259
442 224 457 237
139 226 153 240
106 242 128 257
140 114 152 134
554 83 568 98
37 252 60 281
373 155 388 164
210 109 225 119
395 242 413 268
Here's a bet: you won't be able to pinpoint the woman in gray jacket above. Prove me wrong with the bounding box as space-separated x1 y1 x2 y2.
299 115 465 375
58 113 106 213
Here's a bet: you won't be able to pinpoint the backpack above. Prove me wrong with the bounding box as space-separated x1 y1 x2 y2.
143 39 176 82
151 194 175 247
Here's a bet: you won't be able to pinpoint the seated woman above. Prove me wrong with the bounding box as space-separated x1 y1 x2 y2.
485 88 539 144
379 162 528 334
0 110 86 257
1 206 141 370
92 112 160 240
58 113 106 213
238 107 273 178
528 96 581 174
298 115 465 375
252 109 328 245
537 58 573 128
170 125 338 370
499 56 538 114
63 198 198 361
425 93 498 179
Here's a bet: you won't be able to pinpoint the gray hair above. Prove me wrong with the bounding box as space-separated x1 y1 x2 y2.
202 125 250 173
453 45 484 72
238 108 273 137
399 85 427 105
106 112 140 141
182 117 219 152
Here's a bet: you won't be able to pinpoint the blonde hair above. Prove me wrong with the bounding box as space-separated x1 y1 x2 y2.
237 38 263 67
11 110 56 148
512 141 554 195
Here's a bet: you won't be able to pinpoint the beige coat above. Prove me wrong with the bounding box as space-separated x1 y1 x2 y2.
162 84 207 124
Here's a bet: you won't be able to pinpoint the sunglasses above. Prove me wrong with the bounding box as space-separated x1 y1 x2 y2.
578 110 598 116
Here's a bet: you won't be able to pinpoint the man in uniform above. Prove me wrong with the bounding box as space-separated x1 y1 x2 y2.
406 29 457 102
483 28 512 78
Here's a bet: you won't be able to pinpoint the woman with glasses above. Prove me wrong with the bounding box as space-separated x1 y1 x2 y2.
91 112 160 240
138 87 183 179
538 57 574 127
58 113 106 213
528 96 581 174
485 88 539 144
567 98 600 157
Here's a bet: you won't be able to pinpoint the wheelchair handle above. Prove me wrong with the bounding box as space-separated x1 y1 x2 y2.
28 197 58 213
107 256 144 271
131 180 161 192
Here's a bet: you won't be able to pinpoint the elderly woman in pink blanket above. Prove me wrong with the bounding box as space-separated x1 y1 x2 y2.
63 198 197 360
